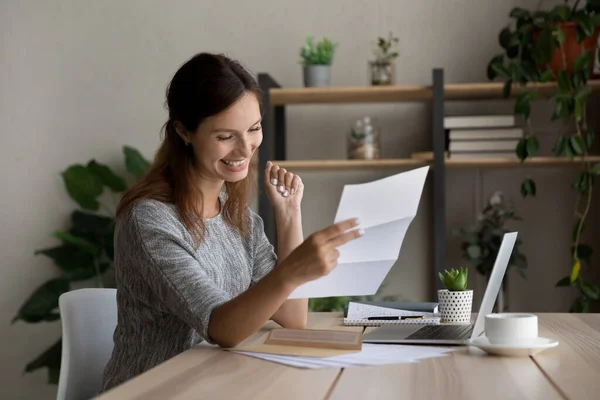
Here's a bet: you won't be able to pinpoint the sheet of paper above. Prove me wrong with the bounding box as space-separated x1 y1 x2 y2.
346 302 438 319
231 343 454 369
288 166 430 299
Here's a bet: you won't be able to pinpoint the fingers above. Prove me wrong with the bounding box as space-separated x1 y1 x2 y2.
266 161 302 197
316 218 361 242
270 163 280 186
277 168 287 195
290 174 301 195
328 226 365 248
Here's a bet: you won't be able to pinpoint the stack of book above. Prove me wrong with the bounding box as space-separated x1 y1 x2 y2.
443 115 522 159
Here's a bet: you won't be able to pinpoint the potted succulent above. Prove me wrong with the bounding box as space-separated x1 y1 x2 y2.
299 36 338 87
438 267 473 324
369 32 399 85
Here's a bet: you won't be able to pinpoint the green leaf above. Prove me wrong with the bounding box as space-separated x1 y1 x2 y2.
515 92 534 120
590 163 600 175
557 70 571 92
570 260 581 283
575 85 592 102
487 55 505 80
526 136 539 157
555 276 573 287
499 27 512 50
574 244 593 262
570 136 585 155
12 279 69 324
53 231 99 256
61 165 104 211
586 129 596 149
509 7 530 20
574 52 594 73
554 135 567 156
520 178 536 197
575 98 583 122
70 211 115 259
123 146 151 179
24 339 62 385
35 244 95 273
565 142 575 160
569 297 589 313
550 5 571 22
578 17 595 37
86 160 127 192
516 138 528 160
581 283 600 301
539 70 554 82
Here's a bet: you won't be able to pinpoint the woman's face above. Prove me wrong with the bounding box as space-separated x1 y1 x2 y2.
184 92 263 183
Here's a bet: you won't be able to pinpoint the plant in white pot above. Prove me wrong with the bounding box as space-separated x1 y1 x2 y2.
370 31 399 85
299 36 338 87
438 267 473 324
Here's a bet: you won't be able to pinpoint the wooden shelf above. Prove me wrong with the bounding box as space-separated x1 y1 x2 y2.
271 159 427 169
268 80 600 105
269 85 432 105
270 155 600 170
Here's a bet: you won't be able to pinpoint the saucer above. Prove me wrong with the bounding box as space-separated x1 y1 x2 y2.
467 336 559 357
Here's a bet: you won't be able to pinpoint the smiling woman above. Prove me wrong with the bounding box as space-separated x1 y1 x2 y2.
99 52 364 393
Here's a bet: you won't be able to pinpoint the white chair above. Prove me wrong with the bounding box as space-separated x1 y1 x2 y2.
57 288 117 400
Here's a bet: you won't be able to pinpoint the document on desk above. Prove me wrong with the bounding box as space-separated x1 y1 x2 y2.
231 343 453 369
288 166 430 299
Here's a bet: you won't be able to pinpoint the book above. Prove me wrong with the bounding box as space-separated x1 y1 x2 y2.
343 301 439 317
343 302 441 326
444 115 515 129
448 127 523 141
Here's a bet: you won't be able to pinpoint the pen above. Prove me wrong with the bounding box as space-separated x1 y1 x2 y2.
362 315 424 321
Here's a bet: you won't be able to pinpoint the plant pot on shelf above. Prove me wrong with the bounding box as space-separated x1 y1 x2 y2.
437 289 473 324
369 60 395 85
303 65 331 87
536 23 600 77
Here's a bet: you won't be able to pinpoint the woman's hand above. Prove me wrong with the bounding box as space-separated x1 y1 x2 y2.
277 218 364 287
264 161 303 216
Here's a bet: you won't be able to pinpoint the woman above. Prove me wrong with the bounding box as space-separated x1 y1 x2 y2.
100 52 363 391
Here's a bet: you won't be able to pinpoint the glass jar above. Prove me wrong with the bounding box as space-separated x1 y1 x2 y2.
369 60 394 85
347 117 381 160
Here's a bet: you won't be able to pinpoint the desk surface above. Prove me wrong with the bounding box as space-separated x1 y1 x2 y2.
95 312 600 400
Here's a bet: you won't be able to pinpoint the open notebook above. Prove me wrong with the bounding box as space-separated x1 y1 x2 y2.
343 302 441 326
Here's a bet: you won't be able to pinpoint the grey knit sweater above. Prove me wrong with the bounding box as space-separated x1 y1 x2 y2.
100 191 277 392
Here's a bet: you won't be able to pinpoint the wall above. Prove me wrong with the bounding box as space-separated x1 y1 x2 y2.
2 0 597 398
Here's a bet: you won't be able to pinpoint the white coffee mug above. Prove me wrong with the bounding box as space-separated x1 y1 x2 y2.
484 313 538 345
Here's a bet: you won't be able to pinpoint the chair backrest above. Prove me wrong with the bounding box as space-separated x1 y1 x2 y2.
57 288 117 400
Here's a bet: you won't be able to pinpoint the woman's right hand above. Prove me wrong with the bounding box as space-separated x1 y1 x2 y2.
278 218 364 287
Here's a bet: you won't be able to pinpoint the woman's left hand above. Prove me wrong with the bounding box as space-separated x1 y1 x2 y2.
264 161 304 215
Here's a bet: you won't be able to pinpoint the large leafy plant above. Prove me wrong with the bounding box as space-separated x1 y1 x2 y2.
486 1 600 312
11 146 150 384
453 191 528 279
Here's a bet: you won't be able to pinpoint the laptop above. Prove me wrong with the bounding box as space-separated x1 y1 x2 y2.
362 231 518 345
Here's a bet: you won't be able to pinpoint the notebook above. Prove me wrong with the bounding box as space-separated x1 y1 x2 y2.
343 302 441 326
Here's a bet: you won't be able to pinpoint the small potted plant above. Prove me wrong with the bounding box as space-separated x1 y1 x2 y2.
299 36 338 87
369 31 399 85
438 267 473 324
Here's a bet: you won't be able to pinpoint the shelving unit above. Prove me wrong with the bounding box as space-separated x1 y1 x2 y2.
257 70 600 295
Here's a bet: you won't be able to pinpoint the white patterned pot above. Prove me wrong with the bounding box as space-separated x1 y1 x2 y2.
437 289 473 324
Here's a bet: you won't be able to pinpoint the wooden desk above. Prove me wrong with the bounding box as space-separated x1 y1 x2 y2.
95 312 600 400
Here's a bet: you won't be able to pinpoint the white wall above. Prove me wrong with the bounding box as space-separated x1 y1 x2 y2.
2 0 598 398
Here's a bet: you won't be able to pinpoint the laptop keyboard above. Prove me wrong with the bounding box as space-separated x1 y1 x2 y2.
405 324 474 340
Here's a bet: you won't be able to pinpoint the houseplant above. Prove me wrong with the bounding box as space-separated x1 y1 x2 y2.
438 267 473 323
369 31 399 85
452 191 528 312
11 145 150 384
486 0 600 313
299 36 338 87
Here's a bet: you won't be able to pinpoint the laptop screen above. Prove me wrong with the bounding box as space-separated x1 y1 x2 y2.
470 232 518 339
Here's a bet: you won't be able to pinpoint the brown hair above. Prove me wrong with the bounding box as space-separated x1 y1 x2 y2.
116 52 262 245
